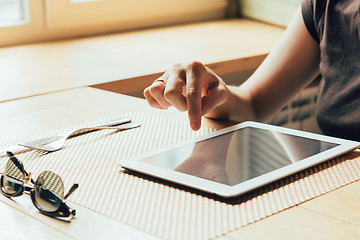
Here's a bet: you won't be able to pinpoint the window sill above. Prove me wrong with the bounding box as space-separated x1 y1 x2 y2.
0 19 285 103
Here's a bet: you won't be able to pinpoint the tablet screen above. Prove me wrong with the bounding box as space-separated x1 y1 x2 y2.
140 127 338 186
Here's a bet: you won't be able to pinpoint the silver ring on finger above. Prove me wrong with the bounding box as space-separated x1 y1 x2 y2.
153 79 167 85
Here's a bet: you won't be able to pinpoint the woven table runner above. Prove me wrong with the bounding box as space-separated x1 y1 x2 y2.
1 112 360 240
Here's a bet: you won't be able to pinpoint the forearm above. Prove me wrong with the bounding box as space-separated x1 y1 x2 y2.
245 9 320 122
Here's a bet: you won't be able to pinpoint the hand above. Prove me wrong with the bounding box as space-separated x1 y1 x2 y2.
143 61 228 130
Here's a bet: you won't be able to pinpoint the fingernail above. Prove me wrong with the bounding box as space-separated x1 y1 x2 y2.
191 120 200 130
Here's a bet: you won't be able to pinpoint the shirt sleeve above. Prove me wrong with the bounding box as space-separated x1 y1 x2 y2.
301 0 320 43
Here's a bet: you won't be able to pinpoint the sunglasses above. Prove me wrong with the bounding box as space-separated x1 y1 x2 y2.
1 151 79 220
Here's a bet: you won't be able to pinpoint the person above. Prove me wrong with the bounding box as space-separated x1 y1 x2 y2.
144 0 360 142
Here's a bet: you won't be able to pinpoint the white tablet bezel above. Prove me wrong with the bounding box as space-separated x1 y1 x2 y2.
117 121 360 198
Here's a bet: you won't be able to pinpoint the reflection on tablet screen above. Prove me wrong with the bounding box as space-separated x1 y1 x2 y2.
141 127 338 186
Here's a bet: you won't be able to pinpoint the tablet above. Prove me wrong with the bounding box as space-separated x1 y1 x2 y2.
117 121 360 198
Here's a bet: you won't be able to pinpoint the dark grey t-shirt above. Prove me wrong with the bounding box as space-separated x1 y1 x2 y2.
302 0 360 141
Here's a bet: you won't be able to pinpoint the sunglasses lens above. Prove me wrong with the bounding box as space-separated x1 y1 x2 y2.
1 158 24 195
33 171 64 212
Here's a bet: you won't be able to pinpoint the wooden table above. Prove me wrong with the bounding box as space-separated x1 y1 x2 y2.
0 87 359 239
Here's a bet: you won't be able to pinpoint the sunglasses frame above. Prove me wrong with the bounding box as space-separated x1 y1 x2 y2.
0 151 78 220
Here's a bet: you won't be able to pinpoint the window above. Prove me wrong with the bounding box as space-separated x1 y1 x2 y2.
0 0 28 27
0 0 228 47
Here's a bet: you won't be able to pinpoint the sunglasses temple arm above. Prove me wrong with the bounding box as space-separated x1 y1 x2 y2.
7 151 25 172
64 183 79 200
24 185 33 192
6 151 34 184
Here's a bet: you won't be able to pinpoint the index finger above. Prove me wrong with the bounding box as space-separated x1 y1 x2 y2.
185 61 206 131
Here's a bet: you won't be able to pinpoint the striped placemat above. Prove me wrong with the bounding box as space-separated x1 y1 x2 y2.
1 112 360 240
